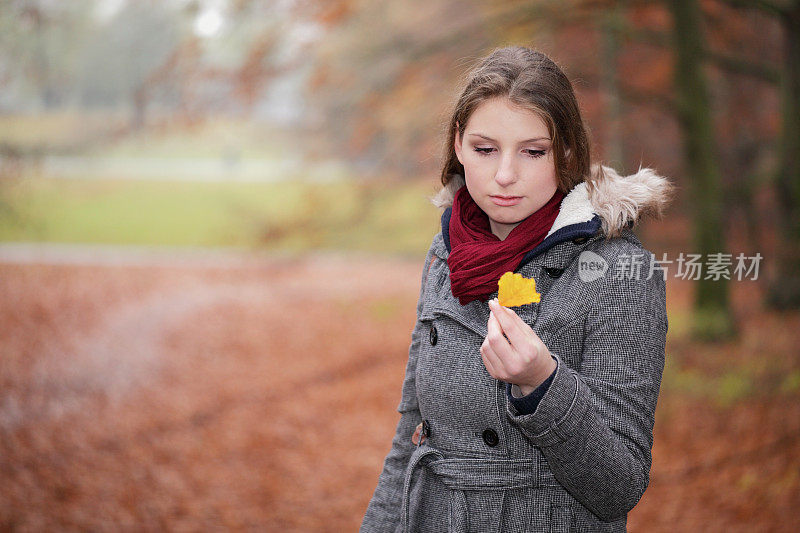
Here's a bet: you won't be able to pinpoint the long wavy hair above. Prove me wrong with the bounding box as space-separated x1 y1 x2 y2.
435 47 592 203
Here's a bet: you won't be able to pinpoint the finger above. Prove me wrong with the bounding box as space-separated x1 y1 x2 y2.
504 305 541 340
489 311 530 374
486 311 514 360
480 339 507 380
488 299 532 350
479 343 498 378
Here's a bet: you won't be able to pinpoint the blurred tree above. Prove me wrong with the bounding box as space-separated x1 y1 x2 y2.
668 0 733 339
721 0 800 309
0 0 94 110
600 1 627 171
700 2 778 259
772 1 800 309
75 0 182 129
300 0 493 174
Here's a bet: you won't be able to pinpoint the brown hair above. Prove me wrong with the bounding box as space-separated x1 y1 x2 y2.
439 46 591 194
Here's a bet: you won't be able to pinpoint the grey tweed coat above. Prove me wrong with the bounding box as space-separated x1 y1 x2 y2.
360 166 671 532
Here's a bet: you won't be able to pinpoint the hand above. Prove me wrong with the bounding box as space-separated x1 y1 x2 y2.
480 298 557 395
411 422 426 445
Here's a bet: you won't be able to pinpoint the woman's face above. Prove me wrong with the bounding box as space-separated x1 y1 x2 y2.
454 97 559 241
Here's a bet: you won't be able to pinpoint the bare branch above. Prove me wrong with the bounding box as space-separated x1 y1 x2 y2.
617 83 677 114
718 0 792 17
705 49 781 82
614 12 781 84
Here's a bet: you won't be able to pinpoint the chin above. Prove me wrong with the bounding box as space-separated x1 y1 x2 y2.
486 210 526 225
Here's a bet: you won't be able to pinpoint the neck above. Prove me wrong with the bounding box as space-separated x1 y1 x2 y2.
490 220 518 241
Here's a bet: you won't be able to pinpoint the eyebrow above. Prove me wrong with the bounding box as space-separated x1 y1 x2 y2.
467 133 551 143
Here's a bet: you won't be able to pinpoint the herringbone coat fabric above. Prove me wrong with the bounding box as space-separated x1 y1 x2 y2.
360 166 671 532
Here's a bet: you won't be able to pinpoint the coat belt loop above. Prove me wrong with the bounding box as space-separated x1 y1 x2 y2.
401 445 444 533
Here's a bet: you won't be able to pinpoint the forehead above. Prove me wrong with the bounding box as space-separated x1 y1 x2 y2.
466 97 549 139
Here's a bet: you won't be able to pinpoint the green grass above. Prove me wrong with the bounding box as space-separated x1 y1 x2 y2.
0 176 442 255
0 113 448 254
661 359 756 408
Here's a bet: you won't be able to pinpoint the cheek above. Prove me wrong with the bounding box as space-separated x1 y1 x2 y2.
464 171 491 199
461 149 478 166
528 157 557 181
519 160 558 197
462 151 494 174
543 164 558 185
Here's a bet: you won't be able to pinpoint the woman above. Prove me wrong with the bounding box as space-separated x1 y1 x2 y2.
360 46 673 532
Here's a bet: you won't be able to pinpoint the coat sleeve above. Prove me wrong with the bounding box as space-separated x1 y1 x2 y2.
359 245 435 533
505 253 668 522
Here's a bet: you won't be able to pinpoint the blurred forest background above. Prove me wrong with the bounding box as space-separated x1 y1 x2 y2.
1 0 798 531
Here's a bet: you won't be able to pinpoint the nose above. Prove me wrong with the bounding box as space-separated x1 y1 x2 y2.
494 152 517 187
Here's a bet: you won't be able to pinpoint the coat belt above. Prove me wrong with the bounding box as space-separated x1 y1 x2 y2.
401 444 544 532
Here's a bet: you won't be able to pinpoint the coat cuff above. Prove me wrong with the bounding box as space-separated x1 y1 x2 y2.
505 355 557 415
505 352 589 447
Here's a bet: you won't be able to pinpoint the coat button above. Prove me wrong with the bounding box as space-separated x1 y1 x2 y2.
421 419 431 439
544 267 563 278
572 236 589 244
482 428 499 447
429 325 438 346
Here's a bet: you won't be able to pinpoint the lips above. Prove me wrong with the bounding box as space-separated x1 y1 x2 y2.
490 195 522 207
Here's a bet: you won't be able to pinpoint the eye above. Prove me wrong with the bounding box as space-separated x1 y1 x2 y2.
473 147 494 156
525 149 547 159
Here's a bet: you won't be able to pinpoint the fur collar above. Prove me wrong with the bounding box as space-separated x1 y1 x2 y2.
431 164 673 238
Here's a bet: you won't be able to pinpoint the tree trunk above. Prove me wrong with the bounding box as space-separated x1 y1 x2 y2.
132 86 147 131
601 2 626 172
767 3 800 309
668 0 734 340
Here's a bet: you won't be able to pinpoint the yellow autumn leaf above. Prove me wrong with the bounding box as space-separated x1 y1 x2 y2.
497 271 541 307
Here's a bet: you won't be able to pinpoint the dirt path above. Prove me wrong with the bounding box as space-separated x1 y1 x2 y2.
0 249 797 531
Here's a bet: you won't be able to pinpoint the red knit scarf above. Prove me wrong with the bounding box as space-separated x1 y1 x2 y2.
447 186 565 305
